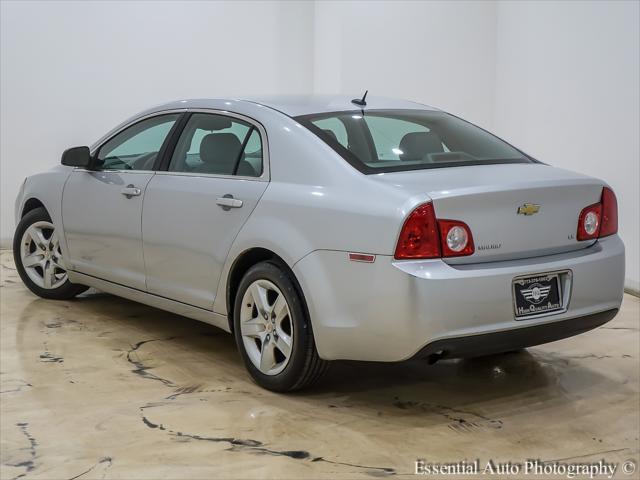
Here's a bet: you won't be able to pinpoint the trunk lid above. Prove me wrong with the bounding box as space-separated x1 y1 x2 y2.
372 164 604 263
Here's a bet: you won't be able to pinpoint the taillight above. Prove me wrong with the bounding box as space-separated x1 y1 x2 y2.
438 220 475 257
600 187 618 237
577 203 601 240
394 203 474 259
577 187 618 241
394 203 440 259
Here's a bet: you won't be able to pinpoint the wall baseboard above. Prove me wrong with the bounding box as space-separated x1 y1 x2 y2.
624 280 640 298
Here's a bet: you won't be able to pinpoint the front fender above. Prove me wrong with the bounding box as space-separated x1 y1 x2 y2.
13 177 27 227
16 166 73 257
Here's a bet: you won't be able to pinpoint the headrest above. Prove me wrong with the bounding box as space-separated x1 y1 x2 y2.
198 116 233 131
399 131 444 161
200 133 242 164
322 129 338 142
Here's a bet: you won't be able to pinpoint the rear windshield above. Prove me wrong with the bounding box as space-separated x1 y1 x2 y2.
295 110 533 174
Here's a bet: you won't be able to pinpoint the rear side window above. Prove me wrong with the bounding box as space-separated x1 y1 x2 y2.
168 113 263 177
295 110 532 174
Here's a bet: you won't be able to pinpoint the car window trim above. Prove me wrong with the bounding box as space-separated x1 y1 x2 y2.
155 112 192 171
157 109 270 182
232 126 255 176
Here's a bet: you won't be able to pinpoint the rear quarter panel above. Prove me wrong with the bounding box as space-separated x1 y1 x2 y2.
211 109 413 315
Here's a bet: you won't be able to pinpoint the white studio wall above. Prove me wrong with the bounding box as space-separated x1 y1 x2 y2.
1 0 638 288
312 0 498 127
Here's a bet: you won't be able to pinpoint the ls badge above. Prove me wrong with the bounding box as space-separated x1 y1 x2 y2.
517 203 541 216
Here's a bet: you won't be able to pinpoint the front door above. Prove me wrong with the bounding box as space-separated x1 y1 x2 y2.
62 113 180 289
142 112 268 309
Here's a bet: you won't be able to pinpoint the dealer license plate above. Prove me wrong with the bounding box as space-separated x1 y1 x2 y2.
513 273 563 318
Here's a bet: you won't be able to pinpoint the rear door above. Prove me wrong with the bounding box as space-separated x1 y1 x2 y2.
142 111 268 309
62 113 180 289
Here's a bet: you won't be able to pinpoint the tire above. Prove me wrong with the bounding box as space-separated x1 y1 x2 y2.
233 261 329 392
13 207 88 300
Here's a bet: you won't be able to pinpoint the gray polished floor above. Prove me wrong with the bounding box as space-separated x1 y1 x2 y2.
1 251 638 479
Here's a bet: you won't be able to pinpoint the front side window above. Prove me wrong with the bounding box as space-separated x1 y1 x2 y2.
295 110 532 174
96 114 179 170
168 113 263 177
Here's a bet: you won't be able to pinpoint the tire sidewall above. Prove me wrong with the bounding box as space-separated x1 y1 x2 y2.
233 261 311 392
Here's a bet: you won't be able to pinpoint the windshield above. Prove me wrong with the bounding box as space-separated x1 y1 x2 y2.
295 110 534 174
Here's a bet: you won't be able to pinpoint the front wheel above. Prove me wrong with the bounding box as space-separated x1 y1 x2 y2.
13 207 88 300
233 261 328 392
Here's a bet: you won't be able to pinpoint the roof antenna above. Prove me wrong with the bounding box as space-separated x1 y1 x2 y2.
351 90 368 107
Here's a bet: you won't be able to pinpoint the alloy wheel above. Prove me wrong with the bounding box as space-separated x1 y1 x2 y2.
240 279 294 375
20 221 68 289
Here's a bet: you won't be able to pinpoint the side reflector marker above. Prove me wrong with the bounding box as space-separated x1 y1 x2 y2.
348 253 376 263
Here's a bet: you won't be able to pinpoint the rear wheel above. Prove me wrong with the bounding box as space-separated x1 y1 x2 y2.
13 207 88 300
233 261 328 392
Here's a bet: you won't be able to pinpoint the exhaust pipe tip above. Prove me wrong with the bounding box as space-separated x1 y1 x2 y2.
427 349 446 365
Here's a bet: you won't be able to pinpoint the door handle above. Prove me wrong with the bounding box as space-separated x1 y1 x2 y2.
216 194 243 211
121 185 142 198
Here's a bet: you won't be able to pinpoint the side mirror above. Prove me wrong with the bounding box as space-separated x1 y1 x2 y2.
61 146 92 168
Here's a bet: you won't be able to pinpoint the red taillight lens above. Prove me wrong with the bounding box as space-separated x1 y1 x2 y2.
600 187 618 237
577 203 602 241
577 187 618 241
394 203 475 259
394 203 441 259
438 219 475 257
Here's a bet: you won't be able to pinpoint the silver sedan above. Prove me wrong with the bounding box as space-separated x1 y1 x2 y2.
13 95 625 391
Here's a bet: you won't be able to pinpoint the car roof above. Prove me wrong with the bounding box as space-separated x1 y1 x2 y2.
150 95 437 118
244 95 437 116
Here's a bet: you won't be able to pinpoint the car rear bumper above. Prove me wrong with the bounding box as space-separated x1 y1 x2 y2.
293 235 625 361
411 308 618 363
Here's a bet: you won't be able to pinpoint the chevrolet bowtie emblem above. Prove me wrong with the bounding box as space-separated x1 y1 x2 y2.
517 203 541 216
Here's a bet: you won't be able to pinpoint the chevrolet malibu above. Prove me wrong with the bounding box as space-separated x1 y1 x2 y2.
13 95 625 391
